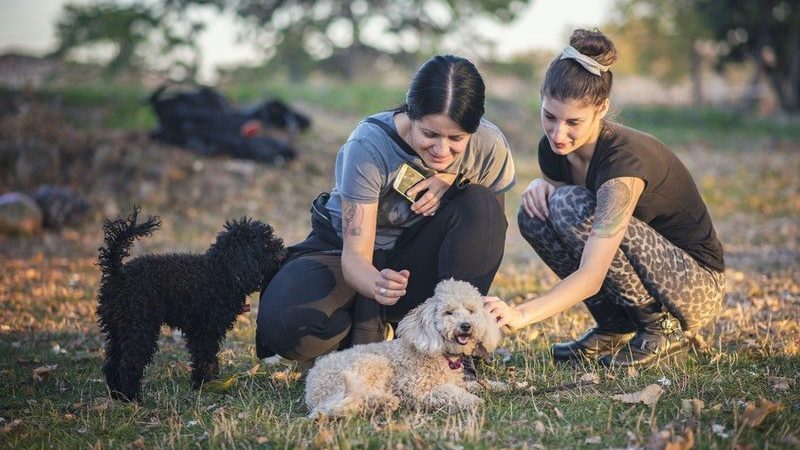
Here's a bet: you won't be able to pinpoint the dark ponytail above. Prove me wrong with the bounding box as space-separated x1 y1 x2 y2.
541 29 617 106
401 55 486 134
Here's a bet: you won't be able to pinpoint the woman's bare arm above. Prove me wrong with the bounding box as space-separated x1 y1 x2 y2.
487 177 645 329
340 199 408 305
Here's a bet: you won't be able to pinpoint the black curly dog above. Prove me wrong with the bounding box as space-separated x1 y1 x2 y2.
96 206 286 401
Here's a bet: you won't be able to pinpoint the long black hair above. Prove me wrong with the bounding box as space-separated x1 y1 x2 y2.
398 55 486 134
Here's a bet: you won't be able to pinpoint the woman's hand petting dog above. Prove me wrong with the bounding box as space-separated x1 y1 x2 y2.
484 296 527 331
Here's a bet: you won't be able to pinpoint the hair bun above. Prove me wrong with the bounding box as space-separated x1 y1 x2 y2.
570 28 617 67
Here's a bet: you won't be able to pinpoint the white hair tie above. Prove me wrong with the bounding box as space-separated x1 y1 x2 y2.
559 45 609 76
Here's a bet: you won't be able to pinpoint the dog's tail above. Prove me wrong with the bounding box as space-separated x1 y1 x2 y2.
97 205 161 285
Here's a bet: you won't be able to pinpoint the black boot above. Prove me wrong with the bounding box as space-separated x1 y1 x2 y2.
552 298 636 363
599 302 688 368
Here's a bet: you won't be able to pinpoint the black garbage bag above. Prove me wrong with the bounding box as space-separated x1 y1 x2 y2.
149 83 311 164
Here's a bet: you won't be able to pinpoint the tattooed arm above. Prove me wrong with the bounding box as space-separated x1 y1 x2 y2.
340 199 409 305
488 177 644 330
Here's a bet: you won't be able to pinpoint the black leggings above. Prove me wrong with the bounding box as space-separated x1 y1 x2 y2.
256 184 507 361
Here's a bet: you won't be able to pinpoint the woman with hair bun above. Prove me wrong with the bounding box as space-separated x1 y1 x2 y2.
485 29 725 368
257 55 515 363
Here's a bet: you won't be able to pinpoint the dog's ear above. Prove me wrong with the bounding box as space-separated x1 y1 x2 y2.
396 298 444 355
477 308 503 356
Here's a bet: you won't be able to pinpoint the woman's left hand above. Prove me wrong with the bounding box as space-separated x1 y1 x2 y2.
484 296 528 331
406 173 457 216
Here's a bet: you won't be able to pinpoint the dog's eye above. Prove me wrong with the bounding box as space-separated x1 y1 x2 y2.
466 307 475 314
444 310 454 315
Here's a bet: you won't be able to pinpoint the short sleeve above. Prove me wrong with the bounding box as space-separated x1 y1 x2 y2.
537 137 566 182
592 147 648 192
335 138 386 203
477 132 516 194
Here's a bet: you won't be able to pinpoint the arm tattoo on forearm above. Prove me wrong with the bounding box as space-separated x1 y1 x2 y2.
342 202 363 237
592 179 633 238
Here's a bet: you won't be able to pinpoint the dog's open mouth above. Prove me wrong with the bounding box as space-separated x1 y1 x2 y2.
240 303 251 314
453 332 472 346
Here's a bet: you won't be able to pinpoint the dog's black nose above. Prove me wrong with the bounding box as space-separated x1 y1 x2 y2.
460 322 472 332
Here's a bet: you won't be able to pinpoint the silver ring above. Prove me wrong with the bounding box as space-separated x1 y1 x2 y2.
380 288 387 295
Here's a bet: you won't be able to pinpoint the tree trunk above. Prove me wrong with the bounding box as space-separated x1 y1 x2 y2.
784 21 800 111
743 51 763 112
689 41 705 106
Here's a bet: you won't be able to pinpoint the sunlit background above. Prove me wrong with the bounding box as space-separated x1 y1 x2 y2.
2 0 617 82
0 0 795 111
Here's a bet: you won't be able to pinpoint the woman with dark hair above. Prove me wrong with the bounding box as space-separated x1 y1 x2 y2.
485 29 725 368
257 55 515 362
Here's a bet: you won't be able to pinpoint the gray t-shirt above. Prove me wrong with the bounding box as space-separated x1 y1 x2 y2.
326 111 516 250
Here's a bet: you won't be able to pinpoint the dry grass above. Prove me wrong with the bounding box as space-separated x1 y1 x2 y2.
1 94 798 449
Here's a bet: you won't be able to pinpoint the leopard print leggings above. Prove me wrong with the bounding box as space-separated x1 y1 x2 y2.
518 185 725 332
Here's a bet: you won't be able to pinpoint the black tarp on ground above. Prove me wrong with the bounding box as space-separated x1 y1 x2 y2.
149 83 310 164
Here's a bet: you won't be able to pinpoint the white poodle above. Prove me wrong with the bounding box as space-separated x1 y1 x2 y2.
305 279 503 418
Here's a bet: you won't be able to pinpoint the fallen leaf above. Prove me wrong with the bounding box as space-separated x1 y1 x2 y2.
203 375 238 394
256 436 270 444
246 363 261 377
3 419 22 433
585 436 601 444
271 370 302 382
740 397 783 428
769 376 794 392
627 366 640 378
553 407 564 419
681 398 705 416
534 420 546 434
32 364 58 383
580 373 600 384
612 384 664 405
131 437 145 449
64 413 77 421
646 427 694 450
712 424 729 438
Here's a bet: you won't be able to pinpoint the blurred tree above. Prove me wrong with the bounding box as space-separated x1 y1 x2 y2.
612 0 800 112
52 2 204 80
695 0 800 112
608 0 710 105
168 0 528 80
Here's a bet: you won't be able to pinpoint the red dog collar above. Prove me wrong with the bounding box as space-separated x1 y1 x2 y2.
444 355 462 370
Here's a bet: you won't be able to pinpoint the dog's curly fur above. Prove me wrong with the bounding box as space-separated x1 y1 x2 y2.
305 279 503 418
96 206 286 401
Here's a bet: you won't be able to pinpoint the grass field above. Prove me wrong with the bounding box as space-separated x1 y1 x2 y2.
1 80 798 449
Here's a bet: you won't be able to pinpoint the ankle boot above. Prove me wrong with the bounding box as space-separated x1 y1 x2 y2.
552 299 636 363
599 302 688 368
